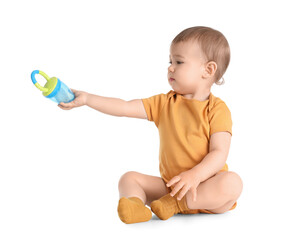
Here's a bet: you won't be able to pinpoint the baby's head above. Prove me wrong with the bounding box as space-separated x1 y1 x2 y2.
168 26 230 94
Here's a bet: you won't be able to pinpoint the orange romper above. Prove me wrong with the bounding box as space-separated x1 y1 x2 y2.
141 90 237 214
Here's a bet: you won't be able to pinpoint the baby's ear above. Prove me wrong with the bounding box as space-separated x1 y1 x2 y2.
202 61 217 79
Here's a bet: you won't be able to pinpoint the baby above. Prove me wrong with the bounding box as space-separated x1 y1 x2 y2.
58 26 243 224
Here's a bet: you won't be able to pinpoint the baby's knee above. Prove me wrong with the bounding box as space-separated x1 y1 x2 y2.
220 171 243 198
118 171 140 188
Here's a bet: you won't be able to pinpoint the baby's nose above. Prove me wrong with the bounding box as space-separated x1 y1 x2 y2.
168 66 174 72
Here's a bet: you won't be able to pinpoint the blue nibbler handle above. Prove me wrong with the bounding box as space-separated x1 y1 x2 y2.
31 70 40 84
31 70 49 92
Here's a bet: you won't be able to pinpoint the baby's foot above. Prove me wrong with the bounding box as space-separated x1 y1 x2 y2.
117 197 152 224
150 193 188 220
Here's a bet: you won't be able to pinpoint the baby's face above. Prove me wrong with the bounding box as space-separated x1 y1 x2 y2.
168 40 210 94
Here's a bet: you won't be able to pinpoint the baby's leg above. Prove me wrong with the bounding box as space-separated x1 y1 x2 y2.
150 171 243 220
117 171 168 223
185 171 243 213
118 171 169 206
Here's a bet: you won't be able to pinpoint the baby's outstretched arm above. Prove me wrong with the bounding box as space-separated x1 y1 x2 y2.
58 89 148 119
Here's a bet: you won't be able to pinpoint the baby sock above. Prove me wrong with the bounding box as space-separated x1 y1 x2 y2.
150 192 189 220
117 197 152 224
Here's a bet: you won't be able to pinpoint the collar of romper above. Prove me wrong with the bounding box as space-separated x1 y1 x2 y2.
169 90 215 113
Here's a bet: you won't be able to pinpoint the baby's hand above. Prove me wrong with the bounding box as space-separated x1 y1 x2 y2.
166 168 201 202
58 89 88 110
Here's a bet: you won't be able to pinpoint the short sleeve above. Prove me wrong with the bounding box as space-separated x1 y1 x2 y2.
141 92 169 127
208 101 233 136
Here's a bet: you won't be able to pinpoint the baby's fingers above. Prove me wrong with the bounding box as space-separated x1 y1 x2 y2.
70 88 77 93
177 184 190 200
166 175 181 187
170 181 184 197
58 104 71 110
58 101 75 110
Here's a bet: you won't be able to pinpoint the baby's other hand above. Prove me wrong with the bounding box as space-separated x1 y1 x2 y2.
167 168 201 202
58 88 88 110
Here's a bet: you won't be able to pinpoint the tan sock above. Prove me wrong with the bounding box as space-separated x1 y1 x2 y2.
117 197 152 224
150 192 189 220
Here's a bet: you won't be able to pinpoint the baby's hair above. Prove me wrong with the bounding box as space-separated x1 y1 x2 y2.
171 26 230 85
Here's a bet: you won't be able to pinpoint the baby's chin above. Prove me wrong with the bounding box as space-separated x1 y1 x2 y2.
170 86 184 94
172 89 185 95
170 83 192 95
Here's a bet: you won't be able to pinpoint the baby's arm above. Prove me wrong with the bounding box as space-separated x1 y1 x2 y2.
58 89 148 119
86 94 147 119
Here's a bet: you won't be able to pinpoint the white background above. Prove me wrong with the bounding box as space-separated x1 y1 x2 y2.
1 0 301 239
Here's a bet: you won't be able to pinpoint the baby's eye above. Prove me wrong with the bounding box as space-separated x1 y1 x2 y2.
169 61 183 64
